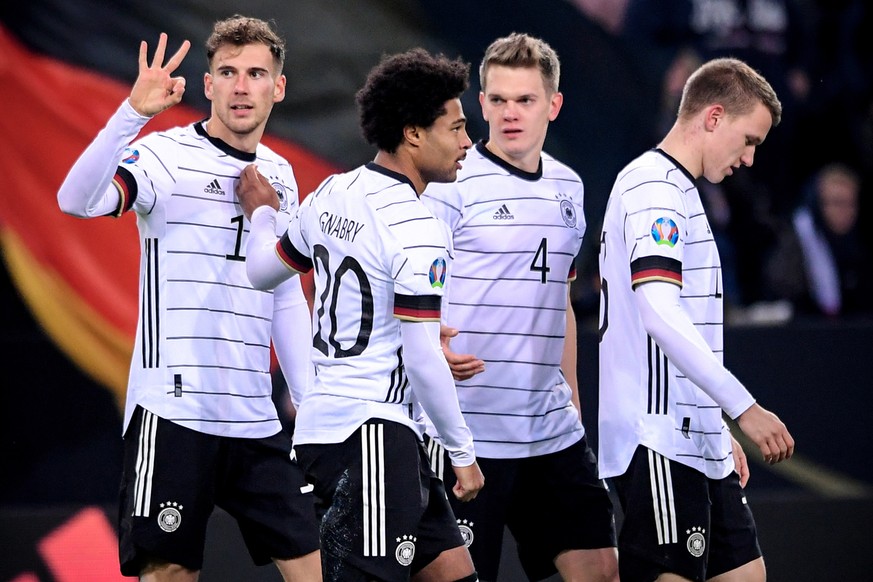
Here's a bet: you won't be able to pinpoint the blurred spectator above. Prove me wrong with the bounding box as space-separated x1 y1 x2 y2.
792 1 873 191
764 163 873 318
565 0 629 34
620 0 816 305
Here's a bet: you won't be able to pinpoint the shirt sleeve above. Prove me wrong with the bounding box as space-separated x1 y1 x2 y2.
57 99 151 218
271 276 312 410
635 281 756 419
400 319 476 466
245 205 306 290
625 181 686 289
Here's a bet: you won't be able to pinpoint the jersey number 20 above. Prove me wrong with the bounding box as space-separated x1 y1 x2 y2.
311 244 374 358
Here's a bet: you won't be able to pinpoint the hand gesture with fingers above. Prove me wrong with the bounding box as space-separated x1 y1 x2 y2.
129 33 191 117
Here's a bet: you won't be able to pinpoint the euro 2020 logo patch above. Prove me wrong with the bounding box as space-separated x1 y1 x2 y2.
651 217 679 248
429 257 447 289
121 147 140 164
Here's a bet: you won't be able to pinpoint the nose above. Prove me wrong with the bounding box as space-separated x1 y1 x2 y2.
502 101 518 120
461 127 473 150
740 146 755 167
234 76 248 93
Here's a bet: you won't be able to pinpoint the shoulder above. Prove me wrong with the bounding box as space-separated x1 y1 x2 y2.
541 150 583 184
616 151 690 196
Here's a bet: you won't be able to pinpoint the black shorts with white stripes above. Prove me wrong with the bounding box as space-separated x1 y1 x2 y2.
118 405 320 576
296 419 464 581
428 434 616 582
612 445 762 582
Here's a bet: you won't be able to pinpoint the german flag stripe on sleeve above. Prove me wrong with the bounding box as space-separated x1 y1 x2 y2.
276 234 313 273
394 293 441 322
110 166 138 217
631 256 682 288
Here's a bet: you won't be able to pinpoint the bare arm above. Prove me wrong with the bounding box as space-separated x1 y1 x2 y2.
561 293 581 418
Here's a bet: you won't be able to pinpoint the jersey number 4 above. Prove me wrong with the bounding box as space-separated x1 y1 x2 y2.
530 237 551 284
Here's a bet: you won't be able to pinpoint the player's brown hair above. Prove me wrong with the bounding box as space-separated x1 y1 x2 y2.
206 15 285 73
678 57 782 126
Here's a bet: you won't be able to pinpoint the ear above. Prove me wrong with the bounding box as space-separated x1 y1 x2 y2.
479 91 488 121
548 91 564 121
704 104 724 132
403 124 423 148
203 72 213 101
273 74 287 103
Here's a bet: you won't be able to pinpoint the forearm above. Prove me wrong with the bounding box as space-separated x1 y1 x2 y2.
401 319 475 467
271 277 312 410
57 99 150 217
561 296 581 415
635 282 755 418
246 205 297 290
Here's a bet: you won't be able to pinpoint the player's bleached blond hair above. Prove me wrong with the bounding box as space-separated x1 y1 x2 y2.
479 32 560 94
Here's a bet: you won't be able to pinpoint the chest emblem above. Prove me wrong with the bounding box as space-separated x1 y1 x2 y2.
560 199 577 227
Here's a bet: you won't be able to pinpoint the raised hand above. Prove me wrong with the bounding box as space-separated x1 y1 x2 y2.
129 32 191 117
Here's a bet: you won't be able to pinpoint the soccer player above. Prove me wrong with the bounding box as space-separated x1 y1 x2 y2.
597 57 796 582
240 48 484 582
421 33 619 582
56 17 321 581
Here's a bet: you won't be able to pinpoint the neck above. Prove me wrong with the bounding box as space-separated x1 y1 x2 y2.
373 150 424 195
657 124 702 179
204 118 263 154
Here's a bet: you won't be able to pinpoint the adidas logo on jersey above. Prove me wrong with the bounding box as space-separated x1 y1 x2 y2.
204 179 225 195
493 204 514 220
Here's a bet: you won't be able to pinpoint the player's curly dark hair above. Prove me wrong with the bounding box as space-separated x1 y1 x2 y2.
206 14 286 73
356 48 470 153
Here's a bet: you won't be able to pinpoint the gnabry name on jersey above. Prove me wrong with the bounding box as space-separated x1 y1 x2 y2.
319 211 365 242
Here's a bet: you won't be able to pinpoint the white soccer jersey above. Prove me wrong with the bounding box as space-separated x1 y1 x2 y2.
421 142 586 459
598 148 734 479
115 122 298 438
276 163 453 446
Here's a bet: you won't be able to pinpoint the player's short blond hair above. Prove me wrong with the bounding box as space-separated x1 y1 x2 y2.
678 57 781 126
479 33 560 94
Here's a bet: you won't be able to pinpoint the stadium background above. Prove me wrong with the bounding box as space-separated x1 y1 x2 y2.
1 1 871 580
